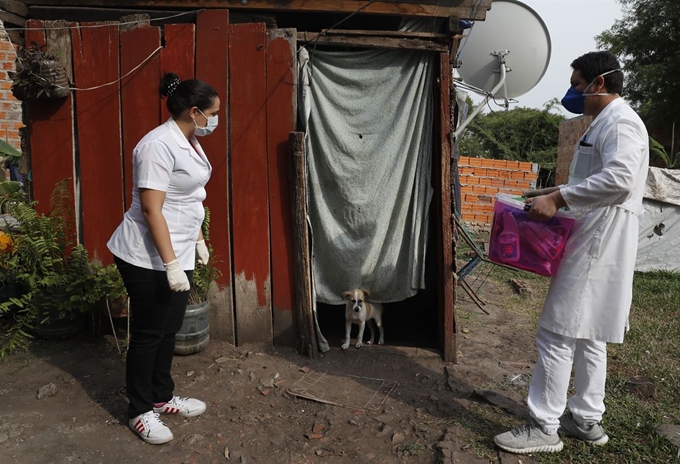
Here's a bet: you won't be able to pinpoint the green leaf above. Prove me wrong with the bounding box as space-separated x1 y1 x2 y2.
0 140 22 165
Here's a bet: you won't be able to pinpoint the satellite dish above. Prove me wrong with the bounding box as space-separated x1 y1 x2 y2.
453 0 551 138
458 0 551 99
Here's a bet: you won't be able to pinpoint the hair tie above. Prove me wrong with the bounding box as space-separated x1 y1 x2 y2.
167 77 181 96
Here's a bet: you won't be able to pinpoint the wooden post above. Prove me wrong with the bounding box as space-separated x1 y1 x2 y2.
290 132 318 358
433 53 456 363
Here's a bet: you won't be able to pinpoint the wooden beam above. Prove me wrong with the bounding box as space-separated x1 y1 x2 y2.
0 0 28 17
20 0 493 20
438 52 455 363
297 31 449 52
326 29 453 39
290 131 318 359
0 9 25 26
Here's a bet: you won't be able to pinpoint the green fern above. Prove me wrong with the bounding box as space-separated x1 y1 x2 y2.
0 179 95 356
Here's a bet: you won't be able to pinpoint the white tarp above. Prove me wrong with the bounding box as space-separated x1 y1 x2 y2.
636 168 680 272
300 48 435 305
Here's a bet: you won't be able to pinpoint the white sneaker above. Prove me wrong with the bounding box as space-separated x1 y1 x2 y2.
153 396 207 417
129 411 173 445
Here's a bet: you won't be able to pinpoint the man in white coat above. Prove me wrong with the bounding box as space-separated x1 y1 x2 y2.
494 51 649 454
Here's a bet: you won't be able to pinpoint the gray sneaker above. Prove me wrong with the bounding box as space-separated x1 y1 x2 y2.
559 411 609 445
494 420 564 454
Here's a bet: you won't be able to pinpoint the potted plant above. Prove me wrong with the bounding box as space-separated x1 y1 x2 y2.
0 180 95 355
175 207 221 355
8 43 70 101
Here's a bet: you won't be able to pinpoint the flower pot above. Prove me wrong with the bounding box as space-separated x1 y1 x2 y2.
33 287 86 339
174 299 210 356
36 60 70 99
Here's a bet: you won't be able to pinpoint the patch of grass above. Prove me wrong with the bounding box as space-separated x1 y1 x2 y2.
454 267 680 463
398 442 425 456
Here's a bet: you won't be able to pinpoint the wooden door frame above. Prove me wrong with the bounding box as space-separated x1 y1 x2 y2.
291 49 457 361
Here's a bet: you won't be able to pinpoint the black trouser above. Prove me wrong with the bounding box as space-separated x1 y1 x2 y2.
114 257 193 419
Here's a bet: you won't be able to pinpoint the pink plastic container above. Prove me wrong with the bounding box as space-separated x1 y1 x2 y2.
488 193 575 277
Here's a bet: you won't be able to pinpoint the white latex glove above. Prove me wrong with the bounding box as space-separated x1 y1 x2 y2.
196 239 209 265
163 259 190 292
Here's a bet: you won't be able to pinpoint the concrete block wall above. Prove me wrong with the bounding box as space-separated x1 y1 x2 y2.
0 21 22 152
458 156 538 228
556 115 592 185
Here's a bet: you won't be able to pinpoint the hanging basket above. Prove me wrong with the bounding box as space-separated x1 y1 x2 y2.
10 50 71 101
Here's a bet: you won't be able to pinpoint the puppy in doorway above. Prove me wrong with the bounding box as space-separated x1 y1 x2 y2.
341 289 384 350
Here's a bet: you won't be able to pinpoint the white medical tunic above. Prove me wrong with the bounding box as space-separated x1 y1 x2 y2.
539 98 648 343
107 119 212 271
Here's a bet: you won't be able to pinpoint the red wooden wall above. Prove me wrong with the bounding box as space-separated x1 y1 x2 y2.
26 13 298 346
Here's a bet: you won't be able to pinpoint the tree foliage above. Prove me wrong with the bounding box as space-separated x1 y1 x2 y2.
597 0 680 125
458 100 565 168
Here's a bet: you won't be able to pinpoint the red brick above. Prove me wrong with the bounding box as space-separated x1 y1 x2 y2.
461 185 474 194
518 161 533 171
472 185 487 194
525 172 538 181
486 168 500 178
480 158 495 167
459 166 474 176
469 157 484 167
479 178 492 186
461 213 475 222
465 194 478 203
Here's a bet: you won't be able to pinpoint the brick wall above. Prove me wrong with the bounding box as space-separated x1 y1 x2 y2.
458 156 538 227
0 20 22 152
555 115 592 185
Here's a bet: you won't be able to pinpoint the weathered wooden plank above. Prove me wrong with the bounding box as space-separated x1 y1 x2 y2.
0 9 25 26
325 29 453 39
21 0 493 20
160 23 195 122
297 32 449 52
437 52 456 363
71 22 124 265
0 0 28 17
195 9 234 344
229 22 272 345
25 20 76 221
267 28 297 347
120 25 161 209
289 132 317 358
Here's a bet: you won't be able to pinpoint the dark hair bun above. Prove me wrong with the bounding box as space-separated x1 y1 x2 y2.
160 72 181 97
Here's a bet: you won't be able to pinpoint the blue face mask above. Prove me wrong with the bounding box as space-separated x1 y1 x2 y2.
561 68 622 114
561 87 585 114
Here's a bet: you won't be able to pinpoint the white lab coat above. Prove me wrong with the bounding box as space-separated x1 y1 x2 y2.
107 119 212 271
539 98 648 343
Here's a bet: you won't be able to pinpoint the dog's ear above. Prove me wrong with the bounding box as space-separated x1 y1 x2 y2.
360 289 370 298
341 291 352 300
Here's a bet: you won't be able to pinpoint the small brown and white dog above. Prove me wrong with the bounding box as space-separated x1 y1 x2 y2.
341 289 384 350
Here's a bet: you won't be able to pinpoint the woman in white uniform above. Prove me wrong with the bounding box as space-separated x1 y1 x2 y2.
107 72 220 445
495 51 649 454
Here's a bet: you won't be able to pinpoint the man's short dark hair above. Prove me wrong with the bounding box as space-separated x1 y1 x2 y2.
571 51 623 94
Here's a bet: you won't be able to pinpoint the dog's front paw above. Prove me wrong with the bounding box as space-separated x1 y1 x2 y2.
355 341 363 349
341 342 350 350
378 338 384 345
366 340 373 345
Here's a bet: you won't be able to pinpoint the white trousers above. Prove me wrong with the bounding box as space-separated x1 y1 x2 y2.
527 325 608 434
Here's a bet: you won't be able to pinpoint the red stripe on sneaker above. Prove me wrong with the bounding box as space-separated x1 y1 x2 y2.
135 422 145 433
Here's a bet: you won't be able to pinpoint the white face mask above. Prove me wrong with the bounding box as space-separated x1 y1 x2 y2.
193 109 218 137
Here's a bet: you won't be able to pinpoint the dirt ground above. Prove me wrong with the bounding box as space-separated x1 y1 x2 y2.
0 279 541 464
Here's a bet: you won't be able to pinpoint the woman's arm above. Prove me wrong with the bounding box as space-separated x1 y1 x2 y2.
139 188 176 264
